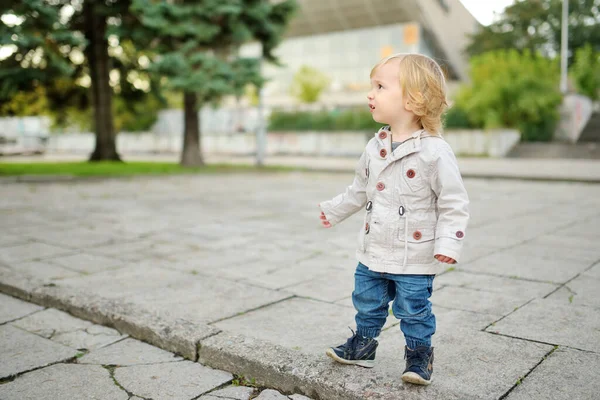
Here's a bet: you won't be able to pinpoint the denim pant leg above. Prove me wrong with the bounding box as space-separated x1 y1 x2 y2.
390 274 436 349
352 262 394 339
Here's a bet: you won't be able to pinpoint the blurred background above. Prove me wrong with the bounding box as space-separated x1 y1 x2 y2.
1 0 599 166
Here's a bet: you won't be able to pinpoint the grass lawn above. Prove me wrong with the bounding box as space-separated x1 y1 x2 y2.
0 161 293 177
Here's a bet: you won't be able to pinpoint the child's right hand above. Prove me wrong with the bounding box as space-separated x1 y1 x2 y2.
319 205 331 228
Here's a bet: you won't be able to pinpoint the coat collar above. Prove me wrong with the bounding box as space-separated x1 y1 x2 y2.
374 126 427 162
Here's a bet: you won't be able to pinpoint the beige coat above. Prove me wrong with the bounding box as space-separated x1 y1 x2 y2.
319 127 470 275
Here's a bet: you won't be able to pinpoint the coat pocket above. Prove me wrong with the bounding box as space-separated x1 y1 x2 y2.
402 158 426 193
399 225 436 264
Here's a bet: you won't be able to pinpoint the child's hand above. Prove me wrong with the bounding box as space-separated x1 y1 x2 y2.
435 254 456 264
318 205 331 228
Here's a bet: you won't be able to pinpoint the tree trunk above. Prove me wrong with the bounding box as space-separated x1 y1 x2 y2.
180 91 204 166
84 2 121 162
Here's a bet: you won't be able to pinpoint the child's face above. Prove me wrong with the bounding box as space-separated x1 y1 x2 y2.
367 60 410 125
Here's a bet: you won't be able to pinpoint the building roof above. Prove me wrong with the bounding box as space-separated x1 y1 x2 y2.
284 0 479 81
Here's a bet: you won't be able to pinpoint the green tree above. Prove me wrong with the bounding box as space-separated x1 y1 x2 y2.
466 0 600 65
290 65 330 104
1 1 158 160
455 50 562 142
132 0 297 167
570 43 600 100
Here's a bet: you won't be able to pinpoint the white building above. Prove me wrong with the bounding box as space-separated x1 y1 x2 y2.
242 0 479 107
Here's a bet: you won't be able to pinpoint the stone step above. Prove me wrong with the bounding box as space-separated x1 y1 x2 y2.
507 142 600 159
578 112 600 143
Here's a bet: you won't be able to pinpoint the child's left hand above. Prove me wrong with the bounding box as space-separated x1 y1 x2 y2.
435 254 456 264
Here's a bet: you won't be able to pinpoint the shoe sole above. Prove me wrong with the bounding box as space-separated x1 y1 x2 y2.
325 348 375 368
401 371 432 386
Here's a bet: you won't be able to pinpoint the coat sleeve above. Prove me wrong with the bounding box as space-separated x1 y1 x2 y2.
319 150 368 227
429 144 470 262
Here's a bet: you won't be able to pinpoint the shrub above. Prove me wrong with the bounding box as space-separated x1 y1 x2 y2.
268 108 380 132
455 49 563 142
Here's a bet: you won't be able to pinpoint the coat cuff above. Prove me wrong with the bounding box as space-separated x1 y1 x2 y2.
434 234 464 263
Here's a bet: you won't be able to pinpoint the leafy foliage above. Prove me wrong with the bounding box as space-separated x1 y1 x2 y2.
290 65 330 104
570 43 600 100
269 108 380 132
466 0 600 66
454 50 562 142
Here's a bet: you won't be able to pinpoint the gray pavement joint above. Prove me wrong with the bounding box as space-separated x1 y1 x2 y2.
482 298 537 332
497 345 559 400
102 365 149 400
207 295 297 326
543 259 600 299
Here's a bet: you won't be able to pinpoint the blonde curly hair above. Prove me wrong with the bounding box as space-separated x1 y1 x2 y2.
370 53 449 135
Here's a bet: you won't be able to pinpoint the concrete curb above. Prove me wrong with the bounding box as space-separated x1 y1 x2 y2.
0 269 448 400
0 269 219 360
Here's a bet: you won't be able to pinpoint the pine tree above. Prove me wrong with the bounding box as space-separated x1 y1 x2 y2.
132 0 297 166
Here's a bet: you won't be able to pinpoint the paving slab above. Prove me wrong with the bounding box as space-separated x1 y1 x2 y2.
0 292 43 323
289 395 313 400
0 242 74 264
114 361 232 400
244 255 347 290
505 347 600 400
284 268 355 302
53 264 191 299
490 298 600 352
376 327 554 400
459 249 591 284
127 275 292 323
0 325 76 379
547 274 600 308
508 242 600 265
0 363 128 400
8 260 82 281
47 252 125 274
24 227 120 249
200 385 255 400
79 337 183 365
431 285 533 317
435 308 501 332
255 389 289 400
11 308 127 350
585 262 600 279
435 270 559 299
214 297 396 355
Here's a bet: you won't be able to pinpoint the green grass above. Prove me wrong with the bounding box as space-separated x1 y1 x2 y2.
0 161 294 177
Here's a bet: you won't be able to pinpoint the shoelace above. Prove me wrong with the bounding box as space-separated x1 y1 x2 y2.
343 328 369 358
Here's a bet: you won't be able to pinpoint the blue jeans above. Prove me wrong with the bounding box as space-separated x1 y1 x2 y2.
352 262 436 349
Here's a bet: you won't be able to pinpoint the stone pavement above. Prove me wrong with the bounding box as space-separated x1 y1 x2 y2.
0 293 312 400
1 171 600 399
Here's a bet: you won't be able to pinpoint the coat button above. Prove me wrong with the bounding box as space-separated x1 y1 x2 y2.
456 231 464 238
407 169 416 179
379 131 387 140
413 231 422 240
380 149 387 158
366 201 372 211
398 206 405 216
365 223 370 234
376 182 385 191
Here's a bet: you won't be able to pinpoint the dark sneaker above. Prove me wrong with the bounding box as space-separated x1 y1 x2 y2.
325 329 378 368
401 346 434 385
